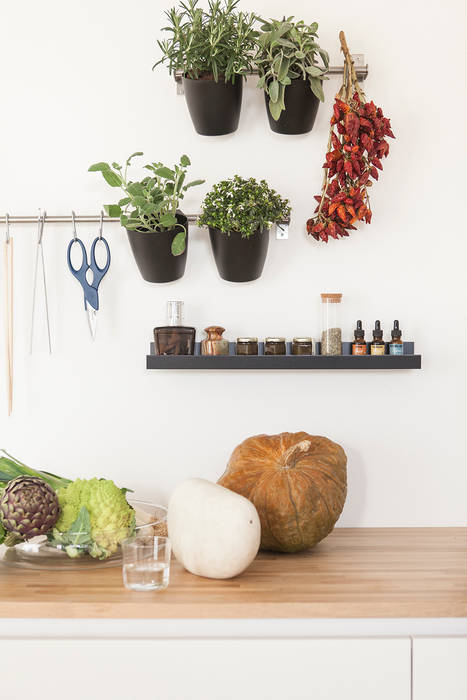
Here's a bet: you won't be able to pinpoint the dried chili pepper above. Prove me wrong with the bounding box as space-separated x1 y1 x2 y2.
306 31 394 243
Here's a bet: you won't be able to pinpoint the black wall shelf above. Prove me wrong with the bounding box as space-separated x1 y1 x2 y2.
147 342 421 370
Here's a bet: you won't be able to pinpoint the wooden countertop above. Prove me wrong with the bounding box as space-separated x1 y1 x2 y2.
0 528 466 619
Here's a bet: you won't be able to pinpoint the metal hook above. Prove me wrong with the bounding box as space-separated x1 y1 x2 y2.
98 210 104 240
71 210 77 241
5 213 10 243
37 209 46 244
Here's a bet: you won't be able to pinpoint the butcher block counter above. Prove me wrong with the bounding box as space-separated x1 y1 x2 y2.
1 527 466 620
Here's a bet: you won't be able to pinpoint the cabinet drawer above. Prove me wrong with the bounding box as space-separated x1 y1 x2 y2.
413 637 467 700
0 638 410 700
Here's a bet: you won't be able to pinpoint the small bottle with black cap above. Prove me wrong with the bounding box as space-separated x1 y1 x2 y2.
370 320 386 355
352 320 367 355
389 320 404 355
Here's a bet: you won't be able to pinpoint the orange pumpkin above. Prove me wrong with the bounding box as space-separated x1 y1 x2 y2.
218 431 347 553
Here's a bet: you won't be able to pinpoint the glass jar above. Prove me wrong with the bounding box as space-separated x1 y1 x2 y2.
292 337 313 355
236 337 258 355
264 337 286 355
201 326 229 355
320 293 342 355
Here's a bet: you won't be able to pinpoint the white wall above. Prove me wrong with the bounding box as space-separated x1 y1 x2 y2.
0 0 465 526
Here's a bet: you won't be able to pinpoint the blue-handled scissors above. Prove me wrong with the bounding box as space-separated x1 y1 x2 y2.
67 210 111 339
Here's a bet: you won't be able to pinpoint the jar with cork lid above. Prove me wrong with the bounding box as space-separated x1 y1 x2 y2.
320 293 342 355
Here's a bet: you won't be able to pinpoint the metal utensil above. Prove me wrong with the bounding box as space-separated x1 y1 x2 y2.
30 210 52 354
3 214 14 415
67 210 110 339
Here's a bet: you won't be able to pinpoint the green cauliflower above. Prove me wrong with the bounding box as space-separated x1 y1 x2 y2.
52 478 135 559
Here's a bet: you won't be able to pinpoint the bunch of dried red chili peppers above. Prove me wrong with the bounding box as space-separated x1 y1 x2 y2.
307 31 395 243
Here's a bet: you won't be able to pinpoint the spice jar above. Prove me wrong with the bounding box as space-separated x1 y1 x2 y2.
264 337 287 355
292 337 313 355
320 293 342 355
236 337 258 355
201 326 229 356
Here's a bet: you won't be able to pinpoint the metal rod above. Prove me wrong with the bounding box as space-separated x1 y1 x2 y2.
0 214 290 226
174 63 368 83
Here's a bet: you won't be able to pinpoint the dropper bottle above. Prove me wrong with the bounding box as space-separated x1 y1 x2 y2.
389 320 403 355
370 320 386 355
352 320 367 355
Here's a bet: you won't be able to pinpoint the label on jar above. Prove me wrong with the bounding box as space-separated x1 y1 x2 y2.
371 344 386 355
389 343 404 355
352 343 367 355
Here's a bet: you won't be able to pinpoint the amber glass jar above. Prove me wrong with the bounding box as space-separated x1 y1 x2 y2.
236 337 258 355
264 337 286 355
292 337 313 355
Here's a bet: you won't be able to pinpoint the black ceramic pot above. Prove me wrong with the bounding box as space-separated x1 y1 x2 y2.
208 226 270 282
265 78 320 135
183 76 243 136
126 212 188 283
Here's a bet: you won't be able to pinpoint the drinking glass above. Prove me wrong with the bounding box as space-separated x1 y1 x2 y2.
122 536 171 592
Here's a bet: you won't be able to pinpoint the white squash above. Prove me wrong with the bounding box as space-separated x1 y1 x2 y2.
168 478 261 579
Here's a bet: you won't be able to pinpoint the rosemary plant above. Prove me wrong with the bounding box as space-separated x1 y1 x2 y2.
154 0 258 82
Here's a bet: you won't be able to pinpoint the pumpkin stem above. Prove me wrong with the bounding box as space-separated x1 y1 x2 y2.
282 440 311 468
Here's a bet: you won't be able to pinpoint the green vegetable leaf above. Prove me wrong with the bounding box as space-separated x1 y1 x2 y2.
154 166 175 180
88 162 111 172
103 204 121 217
185 179 205 188
126 151 144 165
306 65 324 77
310 76 325 102
269 79 279 102
159 213 178 228
103 170 122 187
0 520 6 545
269 97 283 120
171 230 186 256
180 154 191 167
68 506 92 546
132 196 147 208
118 197 131 207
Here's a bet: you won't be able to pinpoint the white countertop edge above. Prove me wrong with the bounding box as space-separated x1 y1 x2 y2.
1 618 466 639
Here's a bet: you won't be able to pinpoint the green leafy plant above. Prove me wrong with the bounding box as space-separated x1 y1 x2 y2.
154 0 258 82
198 175 291 238
88 153 204 255
255 17 329 120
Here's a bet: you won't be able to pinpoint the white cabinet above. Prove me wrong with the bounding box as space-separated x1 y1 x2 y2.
413 637 467 700
0 638 411 700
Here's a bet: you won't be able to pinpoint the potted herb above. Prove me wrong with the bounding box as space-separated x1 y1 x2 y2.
255 17 329 135
154 0 257 136
198 176 291 282
89 153 204 283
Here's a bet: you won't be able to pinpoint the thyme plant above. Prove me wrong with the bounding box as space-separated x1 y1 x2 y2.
154 0 258 82
89 153 204 255
198 176 291 238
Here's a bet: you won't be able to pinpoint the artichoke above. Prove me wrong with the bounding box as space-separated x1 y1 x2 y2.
0 476 60 541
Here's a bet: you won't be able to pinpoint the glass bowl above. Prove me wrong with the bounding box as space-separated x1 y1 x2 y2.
0 500 167 571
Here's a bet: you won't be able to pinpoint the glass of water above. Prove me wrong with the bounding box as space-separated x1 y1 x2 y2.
122 536 171 592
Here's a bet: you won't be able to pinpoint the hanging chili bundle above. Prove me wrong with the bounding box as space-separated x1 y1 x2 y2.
306 31 395 243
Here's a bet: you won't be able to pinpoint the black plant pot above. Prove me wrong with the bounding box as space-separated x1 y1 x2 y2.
208 226 270 282
183 76 243 136
265 78 320 135
126 213 188 283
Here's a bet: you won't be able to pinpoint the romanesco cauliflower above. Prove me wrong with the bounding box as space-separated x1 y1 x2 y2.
54 478 135 559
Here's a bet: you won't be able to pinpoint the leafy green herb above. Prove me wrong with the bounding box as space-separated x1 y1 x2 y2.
154 0 258 83
255 17 329 120
88 153 204 256
198 175 291 239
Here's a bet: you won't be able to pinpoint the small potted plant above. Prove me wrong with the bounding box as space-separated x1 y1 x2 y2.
255 17 329 135
154 0 257 136
198 175 291 282
89 152 204 283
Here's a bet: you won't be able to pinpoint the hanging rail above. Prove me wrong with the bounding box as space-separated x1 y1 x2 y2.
174 54 368 93
0 214 290 226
